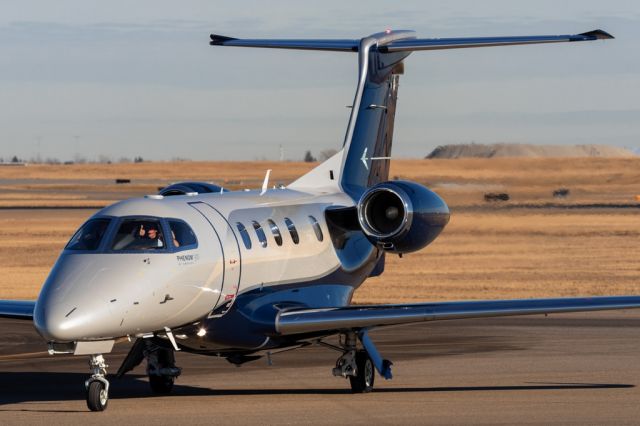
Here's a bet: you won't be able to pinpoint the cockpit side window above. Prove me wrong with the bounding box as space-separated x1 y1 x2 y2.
111 218 166 251
168 220 197 249
65 218 111 251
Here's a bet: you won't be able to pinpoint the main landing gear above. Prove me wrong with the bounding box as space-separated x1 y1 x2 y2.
145 343 182 394
324 330 392 393
115 338 182 396
86 354 109 411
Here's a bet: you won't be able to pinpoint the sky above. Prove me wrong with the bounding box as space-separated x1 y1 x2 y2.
0 1 639 161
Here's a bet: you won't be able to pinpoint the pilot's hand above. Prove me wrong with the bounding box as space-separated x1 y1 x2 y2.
139 224 145 237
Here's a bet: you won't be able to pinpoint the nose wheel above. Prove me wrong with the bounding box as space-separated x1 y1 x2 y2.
85 354 109 411
86 379 108 411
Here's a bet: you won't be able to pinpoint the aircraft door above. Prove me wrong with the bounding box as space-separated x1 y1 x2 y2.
189 202 241 317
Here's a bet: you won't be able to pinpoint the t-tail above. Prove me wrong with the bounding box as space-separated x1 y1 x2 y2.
210 29 613 200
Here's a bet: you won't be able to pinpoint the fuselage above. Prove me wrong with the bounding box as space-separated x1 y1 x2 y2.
34 187 382 352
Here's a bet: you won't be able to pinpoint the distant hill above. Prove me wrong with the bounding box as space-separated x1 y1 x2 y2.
426 143 637 159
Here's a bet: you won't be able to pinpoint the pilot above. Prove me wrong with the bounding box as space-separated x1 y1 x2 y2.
139 224 164 248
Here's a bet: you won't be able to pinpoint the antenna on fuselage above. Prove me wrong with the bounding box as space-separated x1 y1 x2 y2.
260 169 272 196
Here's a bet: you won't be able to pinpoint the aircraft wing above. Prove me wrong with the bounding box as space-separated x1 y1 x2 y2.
275 296 640 335
0 300 35 320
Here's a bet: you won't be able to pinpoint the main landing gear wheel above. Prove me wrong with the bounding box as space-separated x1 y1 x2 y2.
149 373 175 394
145 344 181 395
349 350 375 393
86 380 108 411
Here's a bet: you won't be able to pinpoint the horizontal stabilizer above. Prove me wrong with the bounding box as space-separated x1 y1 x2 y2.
276 296 640 335
210 29 613 54
0 300 35 320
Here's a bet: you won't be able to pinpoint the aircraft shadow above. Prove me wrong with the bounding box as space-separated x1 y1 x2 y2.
0 371 634 410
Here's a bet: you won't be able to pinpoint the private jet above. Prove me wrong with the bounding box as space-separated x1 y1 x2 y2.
2 28 636 412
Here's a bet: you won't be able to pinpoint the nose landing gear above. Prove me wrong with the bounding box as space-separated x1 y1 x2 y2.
85 354 109 411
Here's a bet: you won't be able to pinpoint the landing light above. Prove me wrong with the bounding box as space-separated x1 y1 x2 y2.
197 328 207 337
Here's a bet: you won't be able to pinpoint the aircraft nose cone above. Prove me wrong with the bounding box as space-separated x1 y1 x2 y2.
33 254 100 342
34 299 80 342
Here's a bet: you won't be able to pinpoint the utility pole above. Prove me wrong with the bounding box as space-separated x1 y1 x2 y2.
36 136 42 163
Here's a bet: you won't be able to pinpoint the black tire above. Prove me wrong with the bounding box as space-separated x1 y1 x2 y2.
86 380 108 412
349 350 375 393
149 374 175 394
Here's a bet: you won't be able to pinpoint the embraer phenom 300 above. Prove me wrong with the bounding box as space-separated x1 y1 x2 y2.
2 28 635 412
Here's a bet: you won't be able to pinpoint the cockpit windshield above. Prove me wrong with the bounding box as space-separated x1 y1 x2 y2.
65 218 111 251
111 219 166 251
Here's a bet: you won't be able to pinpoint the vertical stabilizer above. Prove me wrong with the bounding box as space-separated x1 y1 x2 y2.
290 31 415 196
338 51 406 199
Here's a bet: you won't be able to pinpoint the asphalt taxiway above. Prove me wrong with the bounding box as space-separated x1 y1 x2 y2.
2 311 640 425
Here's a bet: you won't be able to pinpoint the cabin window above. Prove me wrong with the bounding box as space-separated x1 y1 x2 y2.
308 215 324 242
284 217 299 244
168 220 197 249
111 219 166 251
236 222 252 249
252 221 267 248
267 219 283 246
65 218 111 251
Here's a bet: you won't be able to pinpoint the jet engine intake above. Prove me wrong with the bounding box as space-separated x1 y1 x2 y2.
357 181 449 253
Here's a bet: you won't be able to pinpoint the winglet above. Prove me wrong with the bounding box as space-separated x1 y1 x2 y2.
210 34 238 45
579 29 614 40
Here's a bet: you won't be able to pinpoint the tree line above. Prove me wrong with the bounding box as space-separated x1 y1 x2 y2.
0 155 146 165
1 148 340 164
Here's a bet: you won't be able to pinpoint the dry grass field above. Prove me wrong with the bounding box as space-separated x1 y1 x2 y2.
0 157 638 207
0 158 638 302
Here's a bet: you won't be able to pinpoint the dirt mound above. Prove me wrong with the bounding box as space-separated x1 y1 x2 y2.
426 143 636 159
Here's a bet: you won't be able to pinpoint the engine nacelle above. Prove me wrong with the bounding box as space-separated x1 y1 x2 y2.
159 181 227 196
357 181 450 254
